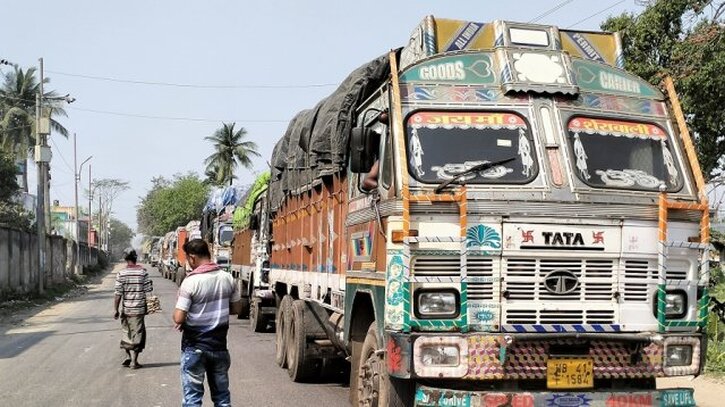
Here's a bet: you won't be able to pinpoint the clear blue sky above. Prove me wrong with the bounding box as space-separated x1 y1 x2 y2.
3 0 643 233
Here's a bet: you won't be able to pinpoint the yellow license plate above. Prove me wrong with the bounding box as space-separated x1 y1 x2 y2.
546 358 594 389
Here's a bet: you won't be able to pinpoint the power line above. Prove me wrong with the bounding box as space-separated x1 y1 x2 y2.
2 94 294 124
529 0 575 23
46 70 339 90
568 0 627 28
49 134 75 174
67 106 290 124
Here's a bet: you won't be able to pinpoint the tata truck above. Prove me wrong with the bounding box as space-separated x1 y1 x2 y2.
262 17 707 406
231 172 275 331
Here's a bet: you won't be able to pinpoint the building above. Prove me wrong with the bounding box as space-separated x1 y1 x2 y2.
50 203 89 244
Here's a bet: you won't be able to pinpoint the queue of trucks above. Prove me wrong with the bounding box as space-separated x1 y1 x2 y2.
151 16 712 406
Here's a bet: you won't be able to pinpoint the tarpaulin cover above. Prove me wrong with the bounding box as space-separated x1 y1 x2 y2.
233 172 270 230
268 53 392 211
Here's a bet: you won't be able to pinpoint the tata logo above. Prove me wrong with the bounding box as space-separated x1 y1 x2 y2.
544 270 579 294
542 231 585 246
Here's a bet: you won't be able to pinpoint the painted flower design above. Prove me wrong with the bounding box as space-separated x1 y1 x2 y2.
466 225 501 249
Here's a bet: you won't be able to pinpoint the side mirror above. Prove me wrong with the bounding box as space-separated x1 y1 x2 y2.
249 214 260 231
349 126 380 173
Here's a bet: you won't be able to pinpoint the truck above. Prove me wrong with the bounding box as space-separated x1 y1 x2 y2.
160 231 176 279
246 17 710 406
202 186 241 271
231 172 274 331
171 221 201 285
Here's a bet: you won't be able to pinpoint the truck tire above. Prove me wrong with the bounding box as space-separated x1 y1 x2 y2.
275 295 292 368
250 297 267 332
176 267 186 286
286 300 321 382
355 321 413 407
238 280 250 319
238 297 250 320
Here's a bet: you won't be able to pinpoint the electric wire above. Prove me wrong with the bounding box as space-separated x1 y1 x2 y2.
529 0 575 23
0 94 291 124
66 106 289 124
568 0 627 28
49 134 75 174
45 70 339 89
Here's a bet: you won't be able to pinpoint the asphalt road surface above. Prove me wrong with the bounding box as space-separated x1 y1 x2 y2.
2 264 722 406
0 264 349 407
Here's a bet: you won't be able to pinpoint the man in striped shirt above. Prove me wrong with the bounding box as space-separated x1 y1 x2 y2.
114 248 153 369
174 239 241 407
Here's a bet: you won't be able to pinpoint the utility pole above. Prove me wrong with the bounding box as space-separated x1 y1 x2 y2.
98 194 103 251
39 58 52 234
88 164 92 246
74 133 92 275
34 58 49 294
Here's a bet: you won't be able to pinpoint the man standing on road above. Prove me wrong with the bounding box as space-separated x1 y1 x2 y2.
113 248 153 369
173 239 242 407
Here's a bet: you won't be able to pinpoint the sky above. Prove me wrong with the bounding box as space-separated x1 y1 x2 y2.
2 0 647 235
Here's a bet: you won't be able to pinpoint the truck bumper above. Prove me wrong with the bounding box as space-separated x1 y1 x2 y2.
414 385 695 407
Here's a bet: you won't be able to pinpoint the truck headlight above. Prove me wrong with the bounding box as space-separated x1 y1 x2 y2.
665 292 686 318
413 336 469 378
665 345 693 367
419 345 460 367
415 290 459 319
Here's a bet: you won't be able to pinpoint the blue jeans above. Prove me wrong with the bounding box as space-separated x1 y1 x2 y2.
180 348 231 407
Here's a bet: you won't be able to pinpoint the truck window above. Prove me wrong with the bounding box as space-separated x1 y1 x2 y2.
566 117 683 192
219 226 234 246
405 111 537 184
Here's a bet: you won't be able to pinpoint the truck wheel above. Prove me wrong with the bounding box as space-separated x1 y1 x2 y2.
250 297 267 332
176 267 186 287
275 295 292 368
176 267 186 286
356 321 413 407
238 297 250 320
286 300 321 382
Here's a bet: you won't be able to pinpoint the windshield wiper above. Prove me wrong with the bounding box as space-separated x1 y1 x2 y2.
434 157 516 194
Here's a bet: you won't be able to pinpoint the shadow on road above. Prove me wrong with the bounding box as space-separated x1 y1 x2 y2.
0 330 56 359
130 361 180 369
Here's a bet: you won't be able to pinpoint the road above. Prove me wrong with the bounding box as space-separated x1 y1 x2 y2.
1 264 722 406
0 264 348 407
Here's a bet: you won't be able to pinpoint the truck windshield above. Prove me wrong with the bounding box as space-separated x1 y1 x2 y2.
567 117 682 191
405 112 537 184
219 226 233 246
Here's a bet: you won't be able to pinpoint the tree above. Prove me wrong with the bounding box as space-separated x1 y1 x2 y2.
91 178 130 248
0 66 69 155
0 151 19 202
136 173 209 237
108 217 135 260
0 151 33 230
204 123 260 186
602 0 725 179
1 65 71 191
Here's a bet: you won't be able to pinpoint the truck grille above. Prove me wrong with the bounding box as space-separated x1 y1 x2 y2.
504 309 615 325
504 258 615 301
411 256 495 300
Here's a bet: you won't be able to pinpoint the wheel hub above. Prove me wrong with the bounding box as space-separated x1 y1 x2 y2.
358 350 383 407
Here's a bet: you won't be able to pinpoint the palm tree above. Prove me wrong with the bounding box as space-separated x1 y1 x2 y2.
204 166 224 186
204 123 260 186
0 66 69 155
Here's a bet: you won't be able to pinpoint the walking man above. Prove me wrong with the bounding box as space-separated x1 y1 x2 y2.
174 239 242 407
114 248 153 369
